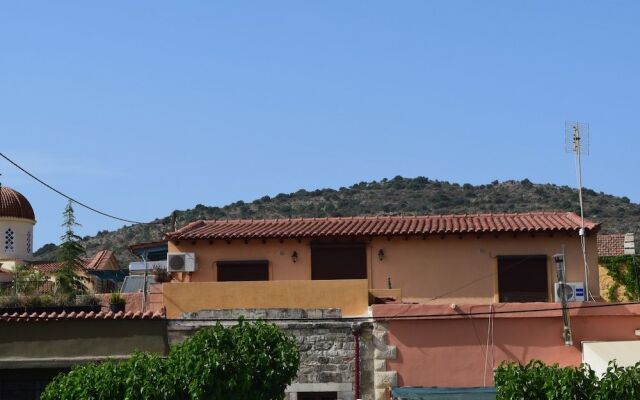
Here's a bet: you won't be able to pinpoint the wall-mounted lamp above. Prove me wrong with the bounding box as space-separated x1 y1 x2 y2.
291 251 298 263
378 249 385 261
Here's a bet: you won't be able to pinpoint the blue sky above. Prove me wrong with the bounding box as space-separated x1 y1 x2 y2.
1 1 639 248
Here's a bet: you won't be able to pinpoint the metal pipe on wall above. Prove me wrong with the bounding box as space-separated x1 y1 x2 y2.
352 327 361 400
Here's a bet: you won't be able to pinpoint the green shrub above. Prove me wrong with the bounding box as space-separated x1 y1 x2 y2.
597 362 640 399
108 293 126 306
495 360 640 400
0 295 26 309
40 319 300 400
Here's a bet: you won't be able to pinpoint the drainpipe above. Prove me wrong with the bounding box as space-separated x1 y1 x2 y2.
352 325 361 400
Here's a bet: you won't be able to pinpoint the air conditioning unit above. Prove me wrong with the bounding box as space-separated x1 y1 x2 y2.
167 253 197 272
554 282 585 302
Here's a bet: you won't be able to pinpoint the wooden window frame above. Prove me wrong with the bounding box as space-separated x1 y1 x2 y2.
216 260 270 282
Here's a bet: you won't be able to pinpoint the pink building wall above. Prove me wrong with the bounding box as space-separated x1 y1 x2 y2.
373 303 640 388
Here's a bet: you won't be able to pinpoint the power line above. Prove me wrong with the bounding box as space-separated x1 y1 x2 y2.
177 301 640 322
0 151 159 225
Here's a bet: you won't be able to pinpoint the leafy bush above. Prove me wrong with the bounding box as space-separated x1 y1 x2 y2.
169 319 300 399
41 353 173 400
600 255 639 301
108 293 126 306
0 295 26 309
495 360 640 400
41 319 300 400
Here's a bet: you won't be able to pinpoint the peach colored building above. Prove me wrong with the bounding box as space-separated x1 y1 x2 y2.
159 211 634 397
165 212 599 306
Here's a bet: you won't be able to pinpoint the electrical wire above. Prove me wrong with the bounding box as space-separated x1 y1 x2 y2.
425 254 547 303
483 302 494 387
176 301 640 322
0 151 161 225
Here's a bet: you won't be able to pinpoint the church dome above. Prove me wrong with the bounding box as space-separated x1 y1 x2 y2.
0 186 35 221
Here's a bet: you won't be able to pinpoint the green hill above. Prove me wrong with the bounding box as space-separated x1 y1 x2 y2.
33 177 640 264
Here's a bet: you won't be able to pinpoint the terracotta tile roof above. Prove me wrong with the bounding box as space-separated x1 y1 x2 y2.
32 262 64 274
166 212 599 241
0 186 35 220
34 250 120 274
85 250 118 271
0 309 165 322
598 234 626 257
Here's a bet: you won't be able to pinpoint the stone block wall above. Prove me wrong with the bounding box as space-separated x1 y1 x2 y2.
167 308 374 400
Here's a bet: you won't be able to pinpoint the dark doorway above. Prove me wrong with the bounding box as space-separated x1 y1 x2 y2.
311 242 367 280
217 260 269 281
498 255 548 302
298 392 338 400
0 368 68 400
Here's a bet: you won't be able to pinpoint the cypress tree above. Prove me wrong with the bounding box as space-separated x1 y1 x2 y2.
55 200 87 297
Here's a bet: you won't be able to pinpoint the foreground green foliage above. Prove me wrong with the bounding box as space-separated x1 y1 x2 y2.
495 360 640 400
34 177 640 264
40 320 300 400
600 255 640 301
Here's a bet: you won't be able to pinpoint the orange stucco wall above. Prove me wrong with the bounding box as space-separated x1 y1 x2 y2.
370 234 598 303
169 233 598 304
374 303 640 388
162 279 369 318
168 239 310 282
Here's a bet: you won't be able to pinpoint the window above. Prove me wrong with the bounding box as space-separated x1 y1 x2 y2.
311 242 367 280
4 229 15 254
26 231 32 254
298 393 337 400
497 255 548 302
217 260 269 281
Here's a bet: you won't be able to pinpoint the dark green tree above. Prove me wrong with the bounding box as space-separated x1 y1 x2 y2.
54 200 87 297
41 320 300 400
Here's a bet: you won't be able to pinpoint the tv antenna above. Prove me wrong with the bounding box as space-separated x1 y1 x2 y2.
565 121 594 301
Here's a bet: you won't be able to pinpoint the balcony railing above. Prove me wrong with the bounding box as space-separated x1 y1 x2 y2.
128 260 167 272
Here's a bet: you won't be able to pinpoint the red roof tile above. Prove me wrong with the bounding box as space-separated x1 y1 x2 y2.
32 261 64 274
34 250 120 274
165 212 599 241
0 309 165 322
0 186 35 220
85 250 118 271
597 234 626 257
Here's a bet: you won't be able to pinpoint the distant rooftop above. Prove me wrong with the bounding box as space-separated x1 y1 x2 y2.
598 233 635 257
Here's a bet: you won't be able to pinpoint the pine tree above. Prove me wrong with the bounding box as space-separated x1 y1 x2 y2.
55 200 87 297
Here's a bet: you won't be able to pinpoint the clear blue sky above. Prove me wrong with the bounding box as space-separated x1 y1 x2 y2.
1 1 639 248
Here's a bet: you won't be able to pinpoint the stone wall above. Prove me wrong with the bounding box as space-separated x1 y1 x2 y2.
167 308 374 400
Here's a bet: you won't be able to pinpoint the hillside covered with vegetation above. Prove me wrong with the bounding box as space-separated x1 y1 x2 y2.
33 177 640 264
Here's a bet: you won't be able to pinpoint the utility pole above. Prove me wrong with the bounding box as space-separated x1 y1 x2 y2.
566 121 593 301
631 228 639 301
554 251 573 346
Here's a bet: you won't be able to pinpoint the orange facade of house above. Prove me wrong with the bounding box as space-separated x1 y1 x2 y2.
168 232 599 304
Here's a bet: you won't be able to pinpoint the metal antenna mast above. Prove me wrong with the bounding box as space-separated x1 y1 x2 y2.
565 121 593 301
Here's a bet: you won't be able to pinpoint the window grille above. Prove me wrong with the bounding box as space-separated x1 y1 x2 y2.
26 231 32 254
4 229 15 253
